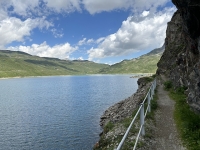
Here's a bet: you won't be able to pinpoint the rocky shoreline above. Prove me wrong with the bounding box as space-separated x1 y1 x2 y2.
94 77 154 149
100 77 152 127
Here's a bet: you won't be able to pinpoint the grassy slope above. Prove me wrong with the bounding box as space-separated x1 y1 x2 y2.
99 45 164 74
0 45 164 77
99 54 162 74
0 50 108 78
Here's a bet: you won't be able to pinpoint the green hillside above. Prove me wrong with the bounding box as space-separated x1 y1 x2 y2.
0 50 108 78
0 45 164 78
99 45 164 74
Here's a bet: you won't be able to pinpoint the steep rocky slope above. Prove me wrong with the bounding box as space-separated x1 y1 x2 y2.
157 0 200 112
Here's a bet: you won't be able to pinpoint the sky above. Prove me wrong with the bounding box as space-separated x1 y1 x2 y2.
0 0 176 64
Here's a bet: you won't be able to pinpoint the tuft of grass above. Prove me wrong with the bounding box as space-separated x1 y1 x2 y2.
122 117 132 128
169 87 200 150
164 81 173 90
143 76 154 83
104 121 114 133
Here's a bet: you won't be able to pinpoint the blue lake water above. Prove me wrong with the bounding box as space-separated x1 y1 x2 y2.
0 75 138 150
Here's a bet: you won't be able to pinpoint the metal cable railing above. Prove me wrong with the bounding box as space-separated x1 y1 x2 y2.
116 78 157 150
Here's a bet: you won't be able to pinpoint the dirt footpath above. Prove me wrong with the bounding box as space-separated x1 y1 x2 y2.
150 83 186 150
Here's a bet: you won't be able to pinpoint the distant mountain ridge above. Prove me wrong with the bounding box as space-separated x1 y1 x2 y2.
143 44 165 56
99 45 165 74
0 45 164 78
0 50 109 78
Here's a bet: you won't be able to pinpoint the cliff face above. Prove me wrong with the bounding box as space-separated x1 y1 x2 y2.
157 0 200 112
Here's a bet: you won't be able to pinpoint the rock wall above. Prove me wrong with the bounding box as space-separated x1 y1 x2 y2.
157 0 200 112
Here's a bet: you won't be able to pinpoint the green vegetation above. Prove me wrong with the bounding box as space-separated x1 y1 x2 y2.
99 54 162 74
0 50 108 78
164 81 173 90
104 121 115 133
164 81 200 150
143 75 156 83
0 45 163 78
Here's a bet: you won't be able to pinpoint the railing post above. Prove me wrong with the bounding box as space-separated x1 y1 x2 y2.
147 92 151 112
151 85 154 98
140 103 145 136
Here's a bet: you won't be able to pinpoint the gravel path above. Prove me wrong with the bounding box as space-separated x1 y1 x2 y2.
150 83 186 150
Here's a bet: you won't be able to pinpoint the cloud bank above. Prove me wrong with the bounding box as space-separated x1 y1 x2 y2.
87 7 176 60
1 0 171 16
0 16 52 49
8 42 77 59
0 0 174 60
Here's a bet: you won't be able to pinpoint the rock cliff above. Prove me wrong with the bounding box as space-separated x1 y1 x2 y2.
157 0 200 112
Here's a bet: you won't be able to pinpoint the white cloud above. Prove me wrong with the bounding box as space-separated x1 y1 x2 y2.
78 38 96 46
83 0 170 14
8 41 78 59
96 37 105 44
82 0 131 14
0 0 39 16
0 0 174 61
0 0 82 17
0 16 53 48
0 0 170 16
87 38 94 44
87 7 176 60
78 38 87 46
43 0 81 13
142 11 149 17
51 28 64 38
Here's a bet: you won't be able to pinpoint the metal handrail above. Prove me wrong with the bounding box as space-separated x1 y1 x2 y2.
116 78 156 150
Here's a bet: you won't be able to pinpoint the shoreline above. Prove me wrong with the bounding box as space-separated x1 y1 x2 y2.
99 77 152 127
0 73 155 80
94 76 154 149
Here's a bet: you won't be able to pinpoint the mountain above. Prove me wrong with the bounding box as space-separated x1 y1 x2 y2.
0 50 109 78
0 45 164 78
99 45 165 74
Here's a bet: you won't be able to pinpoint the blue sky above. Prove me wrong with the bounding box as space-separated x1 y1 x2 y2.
0 0 176 64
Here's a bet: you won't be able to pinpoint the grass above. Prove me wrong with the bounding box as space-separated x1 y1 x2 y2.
0 50 109 78
104 121 114 133
0 48 162 77
143 75 155 83
164 81 200 150
164 81 173 90
99 54 162 74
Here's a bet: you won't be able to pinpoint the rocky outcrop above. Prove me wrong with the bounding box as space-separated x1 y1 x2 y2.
157 0 200 112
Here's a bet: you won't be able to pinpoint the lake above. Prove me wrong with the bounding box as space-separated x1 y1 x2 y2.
0 75 138 150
